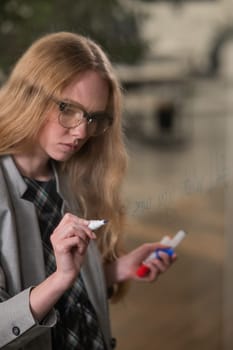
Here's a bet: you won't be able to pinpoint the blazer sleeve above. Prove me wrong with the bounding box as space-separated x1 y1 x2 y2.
0 279 57 349
0 159 57 349
0 210 57 350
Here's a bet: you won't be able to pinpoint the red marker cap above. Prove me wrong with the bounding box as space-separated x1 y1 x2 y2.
136 265 150 277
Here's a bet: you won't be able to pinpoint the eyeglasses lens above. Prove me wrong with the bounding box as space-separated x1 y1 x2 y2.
58 103 111 136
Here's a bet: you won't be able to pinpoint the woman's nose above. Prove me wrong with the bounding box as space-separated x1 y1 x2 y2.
70 120 88 139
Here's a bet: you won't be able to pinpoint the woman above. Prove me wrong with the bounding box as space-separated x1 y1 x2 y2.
0 32 176 350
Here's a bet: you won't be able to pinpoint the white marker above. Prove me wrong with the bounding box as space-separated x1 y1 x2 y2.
169 230 186 248
88 219 108 230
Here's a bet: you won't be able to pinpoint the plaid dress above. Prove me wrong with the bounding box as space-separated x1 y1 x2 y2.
22 177 107 350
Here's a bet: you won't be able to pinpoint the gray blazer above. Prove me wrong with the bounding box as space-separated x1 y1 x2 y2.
0 155 112 350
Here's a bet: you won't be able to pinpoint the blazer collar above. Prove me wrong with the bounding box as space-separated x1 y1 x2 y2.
1 155 27 197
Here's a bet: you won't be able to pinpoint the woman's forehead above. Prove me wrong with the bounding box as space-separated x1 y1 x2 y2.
61 71 110 112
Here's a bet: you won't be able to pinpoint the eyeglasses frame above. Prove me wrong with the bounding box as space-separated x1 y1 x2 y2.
52 97 113 136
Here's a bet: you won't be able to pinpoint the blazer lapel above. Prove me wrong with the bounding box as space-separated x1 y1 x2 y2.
81 242 111 346
1 156 46 288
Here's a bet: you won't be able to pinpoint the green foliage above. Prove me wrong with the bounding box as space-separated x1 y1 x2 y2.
0 0 147 74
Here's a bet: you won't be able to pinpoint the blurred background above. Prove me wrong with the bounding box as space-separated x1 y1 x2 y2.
0 0 232 349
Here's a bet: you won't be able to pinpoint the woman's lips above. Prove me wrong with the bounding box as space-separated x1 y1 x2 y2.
59 143 76 152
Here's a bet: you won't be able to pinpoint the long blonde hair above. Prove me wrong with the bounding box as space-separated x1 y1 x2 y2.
0 32 128 299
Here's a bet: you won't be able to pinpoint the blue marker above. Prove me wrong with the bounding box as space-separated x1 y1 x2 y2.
155 247 174 258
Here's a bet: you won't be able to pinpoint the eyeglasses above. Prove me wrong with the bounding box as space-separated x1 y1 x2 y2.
53 98 113 137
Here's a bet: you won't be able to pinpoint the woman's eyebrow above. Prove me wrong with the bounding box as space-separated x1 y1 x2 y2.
59 97 107 114
59 97 84 107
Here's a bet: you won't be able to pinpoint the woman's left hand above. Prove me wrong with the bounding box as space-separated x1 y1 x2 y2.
105 242 177 286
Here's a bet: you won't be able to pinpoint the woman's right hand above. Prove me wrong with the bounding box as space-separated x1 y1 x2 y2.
30 213 95 322
50 213 96 286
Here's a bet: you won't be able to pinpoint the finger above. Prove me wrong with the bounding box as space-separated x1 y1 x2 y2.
156 251 172 266
141 243 173 260
171 253 178 262
58 214 94 238
137 265 160 282
72 230 90 248
66 214 94 235
55 236 84 254
63 236 89 256
63 213 89 226
148 259 168 273
56 223 96 240
69 221 96 239
148 267 160 282
78 233 90 245
74 224 96 240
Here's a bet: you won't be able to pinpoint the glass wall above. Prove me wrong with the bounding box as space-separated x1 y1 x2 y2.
1 1 232 349
110 2 231 349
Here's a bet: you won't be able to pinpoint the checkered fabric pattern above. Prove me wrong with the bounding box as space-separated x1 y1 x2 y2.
22 177 107 350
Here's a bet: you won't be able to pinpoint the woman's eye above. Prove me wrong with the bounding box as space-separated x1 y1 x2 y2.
63 108 74 116
62 106 81 117
59 102 68 112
